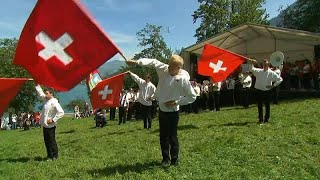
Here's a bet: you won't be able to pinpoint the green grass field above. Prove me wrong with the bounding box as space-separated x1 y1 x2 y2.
1 99 320 179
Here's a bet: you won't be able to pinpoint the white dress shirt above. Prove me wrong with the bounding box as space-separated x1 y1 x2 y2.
226 79 235 90
242 75 252 88
211 82 222 91
250 66 283 91
137 58 197 112
193 85 201 96
130 72 156 106
119 92 129 107
35 85 64 128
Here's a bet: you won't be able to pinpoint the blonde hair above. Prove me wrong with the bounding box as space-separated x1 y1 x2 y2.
169 55 184 67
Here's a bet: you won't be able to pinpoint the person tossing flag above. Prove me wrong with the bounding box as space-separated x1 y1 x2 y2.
198 44 246 83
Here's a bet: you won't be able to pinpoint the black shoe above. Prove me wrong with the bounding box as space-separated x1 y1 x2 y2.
170 158 179 166
161 159 170 168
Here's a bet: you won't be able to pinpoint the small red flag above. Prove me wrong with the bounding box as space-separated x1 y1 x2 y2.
0 78 29 117
14 0 121 91
90 73 126 110
198 44 245 82
86 70 102 91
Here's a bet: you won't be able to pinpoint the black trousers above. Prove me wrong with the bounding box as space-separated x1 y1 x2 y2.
141 105 152 129
159 110 179 161
242 88 250 108
256 89 272 122
209 91 220 111
109 108 116 120
118 107 127 125
303 73 311 89
191 96 200 113
273 85 280 104
43 127 58 159
127 102 134 120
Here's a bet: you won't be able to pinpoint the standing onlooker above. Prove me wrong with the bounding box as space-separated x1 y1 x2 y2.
118 89 129 125
73 105 80 119
273 66 282 104
126 55 196 167
239 72 252 108
226 76 236 106
250 60 282 124
35 85 64 161
208 81 221 111
302 60 311 90
289 63 299 90
84 102 90 117
11 113 17 129
126 88 135 121
109 108 116 120
191 81 201 113
127 72 156 129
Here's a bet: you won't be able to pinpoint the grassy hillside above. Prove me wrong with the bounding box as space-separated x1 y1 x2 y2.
0 99 319 179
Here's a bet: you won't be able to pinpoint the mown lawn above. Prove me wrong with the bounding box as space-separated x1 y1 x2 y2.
0 99 320 179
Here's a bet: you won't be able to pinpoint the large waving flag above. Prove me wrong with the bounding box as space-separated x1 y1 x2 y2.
86 70 102 91
198 44 245 82
14 0 121 91
0 78 29 117
90 73 126 109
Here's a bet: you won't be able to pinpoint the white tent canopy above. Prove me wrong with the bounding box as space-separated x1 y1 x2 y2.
181 23 320 75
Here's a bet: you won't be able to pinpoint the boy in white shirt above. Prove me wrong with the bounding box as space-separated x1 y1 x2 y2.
35 85 64 161
127 72 156 129
250 60 282 123
126 55 196 167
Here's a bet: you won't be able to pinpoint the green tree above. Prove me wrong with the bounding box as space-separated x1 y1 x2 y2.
192 0 269 42
0 38 38 113
279 0 320 32
65 99 85 112
122 23 173 89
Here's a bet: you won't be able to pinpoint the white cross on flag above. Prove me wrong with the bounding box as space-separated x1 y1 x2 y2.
90 73 126 110
14 0 121 91
198 44 245 82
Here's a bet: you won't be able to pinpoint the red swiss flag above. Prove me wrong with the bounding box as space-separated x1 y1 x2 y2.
198 44 245 82
0 78 29 117
90 73 126 110
14 0 121 91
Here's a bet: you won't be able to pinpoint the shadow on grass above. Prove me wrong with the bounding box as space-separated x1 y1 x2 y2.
152 124 199 133
0 156 46 163
106 131 126 135
106 129 137 136
88 161 159 177
59 130 76 134
220 122 255 127
222 106 248 111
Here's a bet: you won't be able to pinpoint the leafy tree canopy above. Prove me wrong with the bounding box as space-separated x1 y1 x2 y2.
121 23 173 89
0 38 38 113
279 0 320 32
193 0 269 42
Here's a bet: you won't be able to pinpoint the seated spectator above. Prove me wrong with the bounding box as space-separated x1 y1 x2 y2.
94 109 106 128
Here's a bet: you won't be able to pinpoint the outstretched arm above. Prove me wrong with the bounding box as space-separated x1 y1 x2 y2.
126 58 168 73
35 85 46 101
126 71 144 86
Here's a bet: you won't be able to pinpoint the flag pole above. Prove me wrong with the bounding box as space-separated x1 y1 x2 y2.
119 52 129 62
